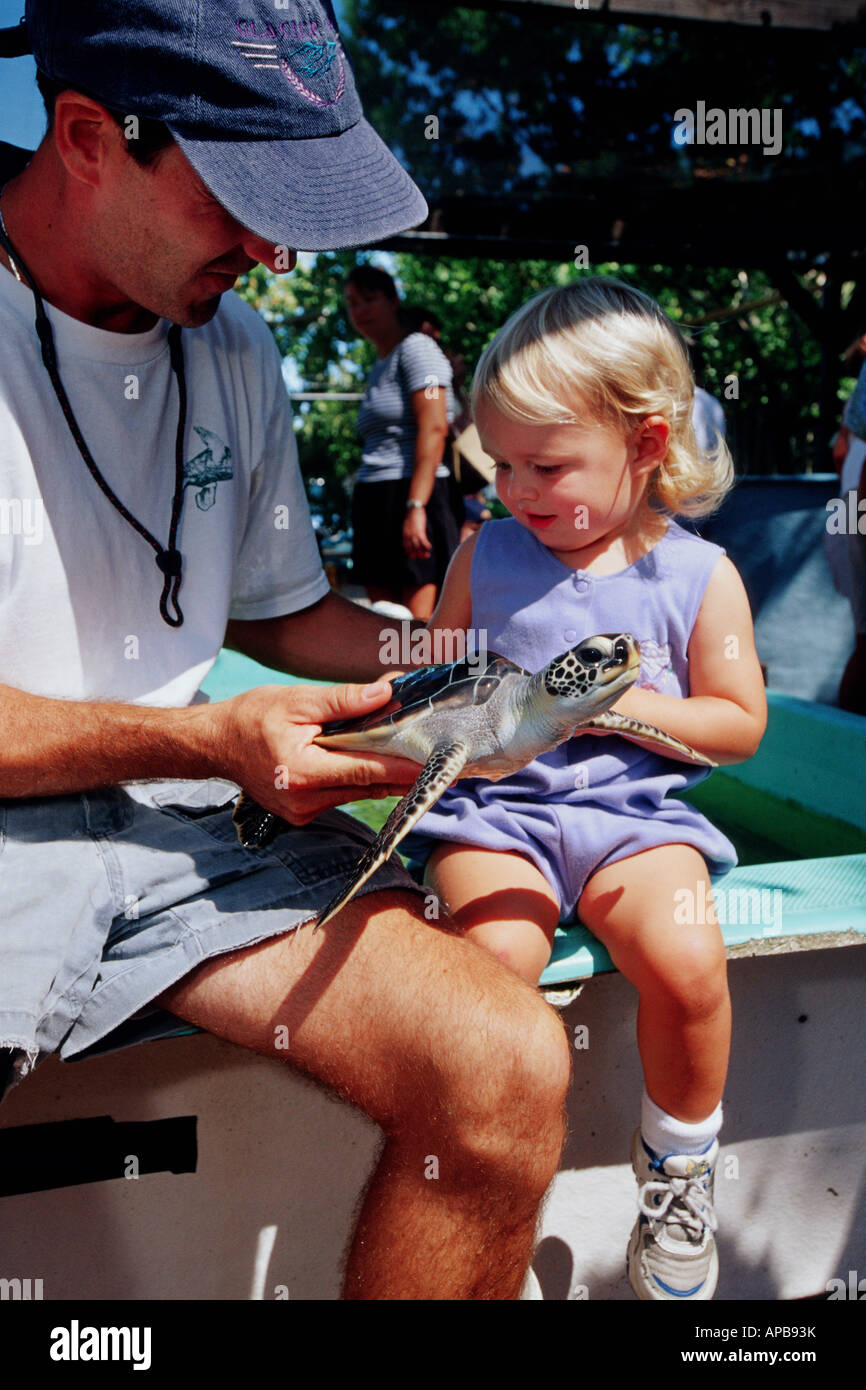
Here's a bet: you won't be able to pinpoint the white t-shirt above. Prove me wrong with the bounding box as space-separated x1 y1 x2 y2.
0 269 329 706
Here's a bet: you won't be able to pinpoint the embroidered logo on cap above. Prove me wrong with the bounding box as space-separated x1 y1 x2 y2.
233 13 346 107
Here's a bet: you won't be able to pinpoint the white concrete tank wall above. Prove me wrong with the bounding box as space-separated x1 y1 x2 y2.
0 942 863 1300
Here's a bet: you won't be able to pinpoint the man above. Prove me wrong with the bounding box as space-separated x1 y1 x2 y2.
0 0 570 1299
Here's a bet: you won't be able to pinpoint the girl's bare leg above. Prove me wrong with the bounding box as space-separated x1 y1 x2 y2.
578 844 730 1120
425 843 560 986
428 840 730 1121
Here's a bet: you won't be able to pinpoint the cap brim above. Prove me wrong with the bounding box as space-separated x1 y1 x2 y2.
170 117 428 252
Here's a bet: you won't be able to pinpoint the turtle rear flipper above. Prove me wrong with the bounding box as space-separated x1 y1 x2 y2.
582 712 716 767
314 741 469 931
233 792 280 847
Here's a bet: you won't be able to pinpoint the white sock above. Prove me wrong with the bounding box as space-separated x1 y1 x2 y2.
641 1089 722 1157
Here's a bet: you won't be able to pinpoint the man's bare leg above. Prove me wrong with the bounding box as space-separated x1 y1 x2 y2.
156 887 570 1300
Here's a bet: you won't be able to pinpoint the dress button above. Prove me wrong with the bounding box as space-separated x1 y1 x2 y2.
574 573 590 594
563 628 578 644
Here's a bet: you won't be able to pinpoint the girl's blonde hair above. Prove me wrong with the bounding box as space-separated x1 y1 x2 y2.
471 277 733 518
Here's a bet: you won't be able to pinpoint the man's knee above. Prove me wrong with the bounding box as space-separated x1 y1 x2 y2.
390 982 571 1194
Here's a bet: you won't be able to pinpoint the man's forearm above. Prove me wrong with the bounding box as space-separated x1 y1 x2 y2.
0 684 220 798
225 591 425 683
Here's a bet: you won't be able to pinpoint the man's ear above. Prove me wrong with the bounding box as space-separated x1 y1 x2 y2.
630 415 670 478
52 91 123 190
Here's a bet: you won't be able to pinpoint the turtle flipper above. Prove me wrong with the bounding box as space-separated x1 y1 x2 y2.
313 741 469 931
581 712 716 767
233 792 280 847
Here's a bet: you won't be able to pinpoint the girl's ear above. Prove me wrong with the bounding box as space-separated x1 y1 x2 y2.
630 415 670 477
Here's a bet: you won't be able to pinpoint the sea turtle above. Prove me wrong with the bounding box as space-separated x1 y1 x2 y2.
232 633 714 930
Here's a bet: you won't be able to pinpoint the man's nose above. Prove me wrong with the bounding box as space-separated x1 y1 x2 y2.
241 233 297 274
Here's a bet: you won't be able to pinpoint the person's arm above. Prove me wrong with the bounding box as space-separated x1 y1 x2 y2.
0 686 216 798
833 425 851 473
402 387 450 560
606 556 767 766
424 531 476 635
0 679 419 823
225 589 425 683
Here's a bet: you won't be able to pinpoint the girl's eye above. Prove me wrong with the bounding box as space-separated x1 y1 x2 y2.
532 464 562 475
494 460 510 471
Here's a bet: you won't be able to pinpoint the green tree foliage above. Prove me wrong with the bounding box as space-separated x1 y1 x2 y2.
233 3 866 515
339 1 866 198
238 251 836 525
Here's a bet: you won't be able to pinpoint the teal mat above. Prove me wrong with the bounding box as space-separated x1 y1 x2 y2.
543 854 866 984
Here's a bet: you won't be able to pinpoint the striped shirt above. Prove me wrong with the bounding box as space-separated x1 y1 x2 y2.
355 332 455 483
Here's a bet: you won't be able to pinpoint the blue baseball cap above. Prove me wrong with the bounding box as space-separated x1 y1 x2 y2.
21 0 428 251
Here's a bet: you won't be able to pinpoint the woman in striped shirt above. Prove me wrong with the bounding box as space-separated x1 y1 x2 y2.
344 265 460 619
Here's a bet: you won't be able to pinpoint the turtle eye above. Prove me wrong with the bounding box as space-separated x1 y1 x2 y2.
578 645 604 665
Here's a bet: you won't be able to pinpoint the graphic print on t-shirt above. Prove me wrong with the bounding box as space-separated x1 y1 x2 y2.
634 638 675 693
183 426 233 511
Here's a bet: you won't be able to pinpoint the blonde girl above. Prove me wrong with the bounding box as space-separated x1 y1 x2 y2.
406 278 767 1301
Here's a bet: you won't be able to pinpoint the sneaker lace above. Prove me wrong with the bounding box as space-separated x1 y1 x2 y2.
638 1171 718 1235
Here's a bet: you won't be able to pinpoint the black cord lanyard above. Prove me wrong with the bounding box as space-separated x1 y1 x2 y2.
0 216 187 627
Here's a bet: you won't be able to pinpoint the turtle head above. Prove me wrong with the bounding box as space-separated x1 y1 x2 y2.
541 634 641 714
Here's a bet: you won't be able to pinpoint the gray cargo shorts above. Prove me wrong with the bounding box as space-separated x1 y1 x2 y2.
0 778 424 1095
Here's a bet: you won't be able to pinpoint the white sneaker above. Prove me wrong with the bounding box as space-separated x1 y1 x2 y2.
627 1129 719 1300
369 600 415 620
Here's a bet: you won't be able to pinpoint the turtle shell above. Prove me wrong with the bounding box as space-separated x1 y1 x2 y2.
319 652 526 738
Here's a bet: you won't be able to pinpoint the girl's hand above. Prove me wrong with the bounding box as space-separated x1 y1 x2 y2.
403 506 432 559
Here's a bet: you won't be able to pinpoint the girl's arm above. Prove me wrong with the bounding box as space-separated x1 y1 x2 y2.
404 531 477 666
609 556 767 766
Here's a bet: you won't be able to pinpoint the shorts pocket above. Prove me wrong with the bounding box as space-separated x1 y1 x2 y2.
146 780 242 845
148 779 241 816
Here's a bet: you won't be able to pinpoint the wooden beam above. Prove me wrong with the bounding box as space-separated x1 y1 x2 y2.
506 0 866 31
687 292 783 325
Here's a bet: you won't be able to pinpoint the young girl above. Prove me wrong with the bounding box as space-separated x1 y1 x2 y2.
406 278 767 1301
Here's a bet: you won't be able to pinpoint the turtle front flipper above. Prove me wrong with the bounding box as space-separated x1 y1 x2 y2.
313 741 469 931
581 712 716 767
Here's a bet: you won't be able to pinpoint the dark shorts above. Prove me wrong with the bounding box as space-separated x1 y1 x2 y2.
351 474 462 592
0 778 425 1095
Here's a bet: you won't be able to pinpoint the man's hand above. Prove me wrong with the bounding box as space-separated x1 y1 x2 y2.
215 679 419 825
